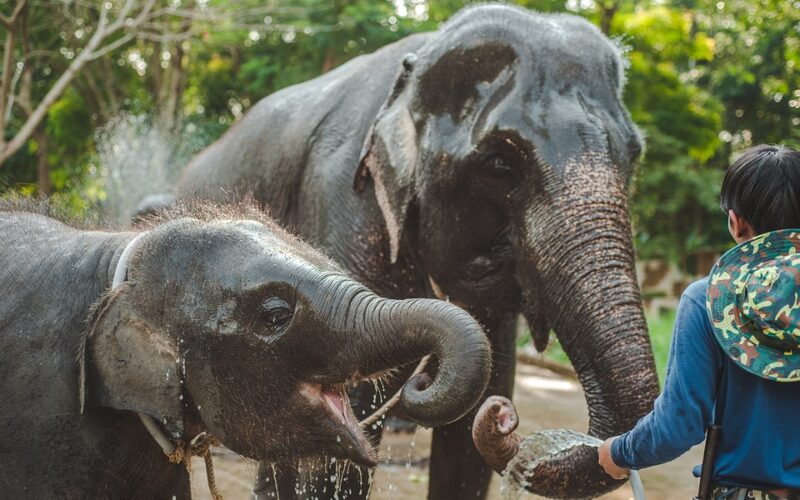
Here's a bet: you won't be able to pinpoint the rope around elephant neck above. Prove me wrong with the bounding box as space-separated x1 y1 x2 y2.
113 232 223 500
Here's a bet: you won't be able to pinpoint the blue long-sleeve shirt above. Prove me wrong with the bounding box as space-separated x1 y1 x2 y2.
611 278 800 489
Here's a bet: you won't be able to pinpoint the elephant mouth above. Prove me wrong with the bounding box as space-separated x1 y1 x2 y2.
321 384 349 424
300 382 377 467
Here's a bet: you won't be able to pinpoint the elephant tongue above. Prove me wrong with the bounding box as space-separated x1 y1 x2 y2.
322 384 347 424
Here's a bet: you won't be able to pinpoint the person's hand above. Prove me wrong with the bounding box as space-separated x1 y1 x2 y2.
598 436 630 480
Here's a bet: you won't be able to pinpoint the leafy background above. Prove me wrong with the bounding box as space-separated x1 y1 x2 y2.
1 0 799 265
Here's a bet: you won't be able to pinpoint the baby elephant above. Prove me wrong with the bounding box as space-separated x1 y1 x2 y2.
0 203 491 498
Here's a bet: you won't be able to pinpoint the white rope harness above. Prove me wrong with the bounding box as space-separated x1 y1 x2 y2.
111 232 222 500
112 233 179 458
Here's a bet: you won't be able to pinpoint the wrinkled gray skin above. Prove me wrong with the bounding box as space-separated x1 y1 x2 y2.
472 396 524 475
0 208 490 498
176 4 660 498
473 396 616 498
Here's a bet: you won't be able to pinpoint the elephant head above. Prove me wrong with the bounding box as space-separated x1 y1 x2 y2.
357 5 658 493
81 206 491 467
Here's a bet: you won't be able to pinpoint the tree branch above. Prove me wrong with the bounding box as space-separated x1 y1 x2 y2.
0 0 304 167
0 0 28 29
86 32 137 60
0 0 158 166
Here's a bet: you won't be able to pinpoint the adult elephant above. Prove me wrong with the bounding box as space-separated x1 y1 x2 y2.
177 4 660 499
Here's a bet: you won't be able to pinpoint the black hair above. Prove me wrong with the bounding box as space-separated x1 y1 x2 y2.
720 144 800 234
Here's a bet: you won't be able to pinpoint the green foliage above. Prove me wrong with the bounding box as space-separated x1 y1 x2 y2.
1 0 796 268
611 3 726 262
187 0 426 122
528 310 675 386
646 309 678 384
47 90 93 156
704 0 800 147
603 0 794 262
0 141 37 190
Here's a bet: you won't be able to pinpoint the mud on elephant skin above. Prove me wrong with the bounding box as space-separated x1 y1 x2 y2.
0 201 490 498
176 3 659 498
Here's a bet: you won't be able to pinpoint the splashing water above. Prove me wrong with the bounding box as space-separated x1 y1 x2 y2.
93 114 215 226
405 428 418 470
382 444 392 497
355 464 365 496
500 430 603 499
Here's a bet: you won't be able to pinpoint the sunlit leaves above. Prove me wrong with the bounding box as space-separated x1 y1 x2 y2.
1 0 796 263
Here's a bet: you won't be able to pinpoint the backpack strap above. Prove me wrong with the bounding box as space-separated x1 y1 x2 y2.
696 349 728 500
713 353 728 426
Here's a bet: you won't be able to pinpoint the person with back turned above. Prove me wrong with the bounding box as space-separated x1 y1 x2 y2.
598 144 800 499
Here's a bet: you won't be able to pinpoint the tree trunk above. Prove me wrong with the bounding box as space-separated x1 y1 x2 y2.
34 128 50 196
322 49 334 73
0 28 16 146
159 11 192 132
162 41 185 131
599 1 619 35
18 4 32 117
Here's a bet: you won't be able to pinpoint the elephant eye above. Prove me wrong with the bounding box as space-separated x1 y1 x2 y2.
261 298 293 328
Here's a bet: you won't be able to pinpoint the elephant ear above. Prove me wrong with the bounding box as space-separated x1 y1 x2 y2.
355 44 519 263
355 53 420 264
79 286 183 437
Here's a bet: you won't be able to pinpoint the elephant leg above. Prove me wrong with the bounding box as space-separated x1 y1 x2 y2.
428 315 517 500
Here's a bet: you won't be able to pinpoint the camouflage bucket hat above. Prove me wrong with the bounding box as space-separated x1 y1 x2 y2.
707 229 800 382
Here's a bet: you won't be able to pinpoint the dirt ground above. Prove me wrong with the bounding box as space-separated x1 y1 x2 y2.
191 363 703 499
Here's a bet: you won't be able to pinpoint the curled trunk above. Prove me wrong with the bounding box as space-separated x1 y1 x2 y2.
310 279 493 428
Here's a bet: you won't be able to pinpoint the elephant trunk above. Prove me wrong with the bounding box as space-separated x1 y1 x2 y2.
512 162 659 497
311 279 492 428
471 396 523 473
